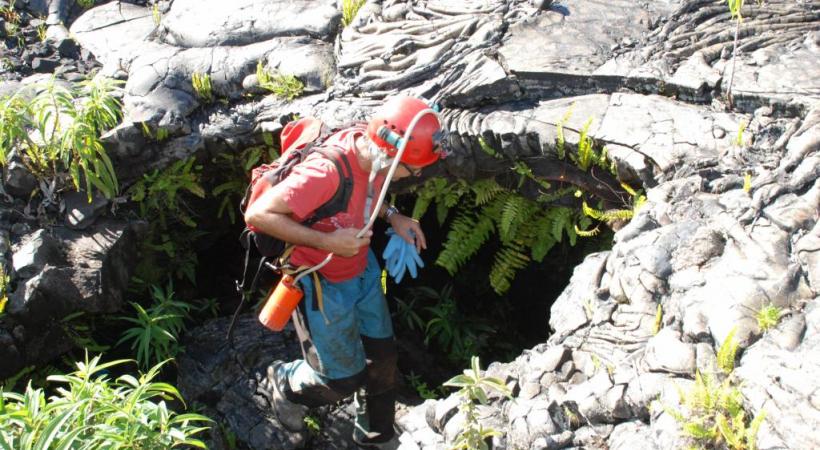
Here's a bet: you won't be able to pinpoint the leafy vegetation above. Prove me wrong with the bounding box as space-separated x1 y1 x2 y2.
756 304 782 332
444 357 511 450
0 77 123 201
256 61 304 101
0 355 210 449
77 0 97 8
717 327 740 374
413 176 588 295
117 283 192 370
668 371 765 450
406 372 445 400
0 265 8 316
192 72 213 103
341 0 367 27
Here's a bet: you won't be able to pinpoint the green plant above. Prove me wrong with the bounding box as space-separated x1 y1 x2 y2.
152 3 161 25
130 156 205 229
304 415 321 435
668 371 765 450
743 172 752 193
0 354 211 449
444 356 511 450
392 295 425 332
36 22 47 42
256 61 304 101
555 104 574 160
423 177 580 294
191 72 213 103
406 372 444 400
735 121 747 147
717 327 740 374
76 0 97 8
211 145 272 224
2 78 123 201
61 311 110 353
117 283 191 369
570 118 608 172
341 0 367 27
419 285 495 363
725 0 745 107
653 303 663 335
0 264 8 316
756 304 781 332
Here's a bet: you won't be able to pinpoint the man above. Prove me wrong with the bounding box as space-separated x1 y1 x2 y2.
244 96 445 448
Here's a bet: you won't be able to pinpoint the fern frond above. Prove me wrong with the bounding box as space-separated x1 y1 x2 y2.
525 212 557 262
471 178 506 206
574 224 600 237
582 201 634 222
550 207 573 243
498 195 537 242
620 182 638 196
555 104 574 160
717 327 739 374
436 212 494 275
489 241 530 294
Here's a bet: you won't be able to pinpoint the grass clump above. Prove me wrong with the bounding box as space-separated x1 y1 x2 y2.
341 0 367 27
0 354 210 449
191 72 213 103
444 356 511 450
256 61 304 101
756 304 782 332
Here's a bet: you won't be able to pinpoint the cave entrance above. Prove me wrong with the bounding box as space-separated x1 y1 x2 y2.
192 185 613 392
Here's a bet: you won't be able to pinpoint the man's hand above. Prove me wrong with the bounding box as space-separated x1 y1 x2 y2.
388 214 427 252
323 228 372 257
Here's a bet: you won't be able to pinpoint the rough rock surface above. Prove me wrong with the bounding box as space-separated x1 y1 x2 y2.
1 0 819 449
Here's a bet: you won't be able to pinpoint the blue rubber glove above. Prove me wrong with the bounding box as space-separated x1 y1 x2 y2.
382 227 425 283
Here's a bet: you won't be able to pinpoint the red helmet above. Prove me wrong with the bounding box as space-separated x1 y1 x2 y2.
366 96 443 167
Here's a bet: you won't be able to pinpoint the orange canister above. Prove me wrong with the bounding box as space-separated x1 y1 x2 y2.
258 274 304 331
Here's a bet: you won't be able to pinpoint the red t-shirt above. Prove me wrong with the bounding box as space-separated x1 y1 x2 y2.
269 126 385 282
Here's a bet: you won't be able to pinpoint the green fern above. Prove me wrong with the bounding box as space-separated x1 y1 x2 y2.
499 195 537 242
436 212 495 275
471 178 506 206
478 137 502 159
528 214 558 262
489 241 530 294
556 104 574 160
572 118 595 170
582 201 635 222
717 327 740 374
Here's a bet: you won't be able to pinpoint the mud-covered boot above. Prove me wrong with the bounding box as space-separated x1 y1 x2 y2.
263 361 308 432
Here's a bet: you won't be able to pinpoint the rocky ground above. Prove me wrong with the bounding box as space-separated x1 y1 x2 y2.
1 0 818 449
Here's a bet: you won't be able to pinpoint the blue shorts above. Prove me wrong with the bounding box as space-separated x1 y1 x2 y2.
282 250 393 384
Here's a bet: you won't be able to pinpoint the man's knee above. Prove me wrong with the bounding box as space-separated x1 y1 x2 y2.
326 370 368 398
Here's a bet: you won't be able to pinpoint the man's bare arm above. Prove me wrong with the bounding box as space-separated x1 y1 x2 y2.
244 188 371 257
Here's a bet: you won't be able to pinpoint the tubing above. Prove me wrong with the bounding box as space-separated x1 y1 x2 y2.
292 107 440 285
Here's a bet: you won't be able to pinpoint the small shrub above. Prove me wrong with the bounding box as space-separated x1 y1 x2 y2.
444 356 511 450
192 72 213 103
256 61 304 101
420 285 494 363
0 355 210 448
756 304 782 332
